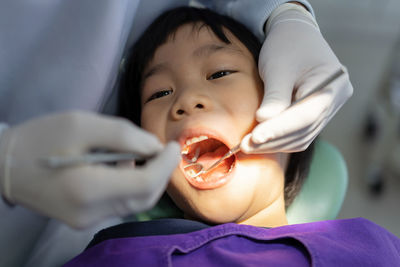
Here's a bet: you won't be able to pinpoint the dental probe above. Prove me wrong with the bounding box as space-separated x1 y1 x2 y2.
41 152 150 169
185 67 345 178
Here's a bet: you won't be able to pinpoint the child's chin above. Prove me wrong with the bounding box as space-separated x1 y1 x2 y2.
187 206 245 225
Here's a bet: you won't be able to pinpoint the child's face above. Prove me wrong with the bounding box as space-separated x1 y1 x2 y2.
140 24 288 227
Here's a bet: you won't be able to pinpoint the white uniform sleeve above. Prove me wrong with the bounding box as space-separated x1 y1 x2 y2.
24 218 123 267
0 0 140 125
0 199 49 267
195 0 314 40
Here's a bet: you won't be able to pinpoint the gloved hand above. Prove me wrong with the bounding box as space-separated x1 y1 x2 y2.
0 111 180 229
241 3 353 153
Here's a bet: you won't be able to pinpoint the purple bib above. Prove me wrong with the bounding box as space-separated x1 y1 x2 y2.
64 218 400 266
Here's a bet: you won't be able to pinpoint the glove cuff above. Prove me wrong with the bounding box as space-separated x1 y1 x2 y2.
0 125 15 206
265 3 319 34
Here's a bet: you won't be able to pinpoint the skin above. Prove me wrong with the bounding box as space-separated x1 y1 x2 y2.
140 23 288 228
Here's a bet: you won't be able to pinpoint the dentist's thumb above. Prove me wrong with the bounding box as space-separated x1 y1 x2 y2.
253 65 295 144
256 57 295 123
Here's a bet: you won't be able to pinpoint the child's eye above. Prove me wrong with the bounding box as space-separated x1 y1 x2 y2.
207 70 236 80
146 89 173 102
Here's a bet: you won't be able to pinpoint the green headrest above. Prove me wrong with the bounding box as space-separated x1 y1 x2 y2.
287 140 348 224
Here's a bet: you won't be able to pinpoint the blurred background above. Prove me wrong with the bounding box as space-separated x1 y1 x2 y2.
308 0 400 236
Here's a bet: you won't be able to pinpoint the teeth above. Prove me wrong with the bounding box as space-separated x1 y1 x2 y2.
181 148 189 155
191 147 200 163
185 135 208 146
187 169 198 178
228 163 234 173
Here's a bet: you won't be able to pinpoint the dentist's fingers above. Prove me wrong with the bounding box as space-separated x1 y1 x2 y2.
242 92 332 153
254 92 331 143
50 141 180 228
60 111 163 156
241 115 324 153
116 160 136 167
62 142 181 228
88 142 180 200
256 60 294 122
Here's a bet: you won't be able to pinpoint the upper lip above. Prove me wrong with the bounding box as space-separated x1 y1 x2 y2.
177 126 234 149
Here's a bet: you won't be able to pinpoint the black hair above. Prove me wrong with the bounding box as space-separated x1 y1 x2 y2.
118 7 314 209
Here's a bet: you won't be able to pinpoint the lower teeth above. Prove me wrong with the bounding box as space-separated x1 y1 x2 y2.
185 163 234 182
228 164 234 172
187 169 198 177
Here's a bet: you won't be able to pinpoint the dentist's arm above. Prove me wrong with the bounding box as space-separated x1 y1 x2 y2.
0 111 180 229
241 3 353 153
202 0 314 40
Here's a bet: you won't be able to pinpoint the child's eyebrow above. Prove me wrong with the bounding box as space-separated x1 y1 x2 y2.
192 43 243 58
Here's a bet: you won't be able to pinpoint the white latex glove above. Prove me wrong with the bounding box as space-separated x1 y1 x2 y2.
241 3 353 153
0 111 180 229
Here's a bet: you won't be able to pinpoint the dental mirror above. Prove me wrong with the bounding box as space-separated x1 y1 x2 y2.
183 144 240 178
182 162 205 178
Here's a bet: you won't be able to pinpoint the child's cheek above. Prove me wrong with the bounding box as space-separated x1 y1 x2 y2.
236 152 278 164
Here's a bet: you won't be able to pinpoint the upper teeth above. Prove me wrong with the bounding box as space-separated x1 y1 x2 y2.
185 135 208 146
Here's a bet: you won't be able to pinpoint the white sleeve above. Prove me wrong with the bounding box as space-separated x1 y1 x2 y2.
0 203 49 267
195 0 314 40
0 0 140 125
24 218 123 267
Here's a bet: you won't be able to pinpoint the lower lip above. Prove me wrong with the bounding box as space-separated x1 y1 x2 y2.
179 158 236 190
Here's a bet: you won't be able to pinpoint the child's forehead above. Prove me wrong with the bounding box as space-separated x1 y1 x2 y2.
153 23 251 60
167 23 234 47
169 23 220 41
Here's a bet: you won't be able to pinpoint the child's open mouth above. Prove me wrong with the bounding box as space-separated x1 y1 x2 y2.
180 135 236 190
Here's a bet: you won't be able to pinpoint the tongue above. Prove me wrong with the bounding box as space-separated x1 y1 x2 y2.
183 142 235 182
195 146 233 180
197 146 228 169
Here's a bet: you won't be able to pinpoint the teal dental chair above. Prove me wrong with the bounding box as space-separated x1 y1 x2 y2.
287 140 348 224
136 140 348 224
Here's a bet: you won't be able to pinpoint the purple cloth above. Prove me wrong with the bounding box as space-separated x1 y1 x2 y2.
64 218 400 266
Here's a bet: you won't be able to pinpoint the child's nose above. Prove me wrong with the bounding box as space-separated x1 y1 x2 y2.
171 91 213 120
